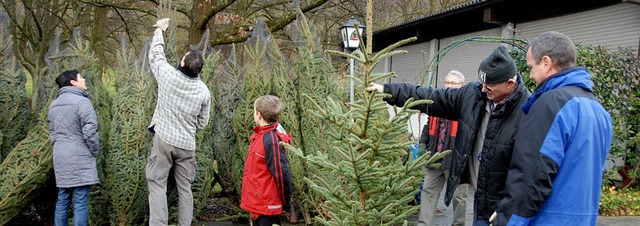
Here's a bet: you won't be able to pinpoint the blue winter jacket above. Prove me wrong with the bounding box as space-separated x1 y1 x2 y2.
494 67 613 226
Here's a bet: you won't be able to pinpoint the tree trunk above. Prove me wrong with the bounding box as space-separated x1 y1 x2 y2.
91 4 109 74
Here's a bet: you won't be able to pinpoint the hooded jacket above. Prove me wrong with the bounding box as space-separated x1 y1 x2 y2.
240 122 292 218
48 86 100 188
494 67 613 226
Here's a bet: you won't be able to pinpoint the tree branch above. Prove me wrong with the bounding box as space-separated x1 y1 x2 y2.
113 8 136 52
76 0 159 17
211 0 328 46
194 0 236 32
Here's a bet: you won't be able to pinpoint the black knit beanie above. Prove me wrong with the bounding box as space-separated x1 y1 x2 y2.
478 46 516 84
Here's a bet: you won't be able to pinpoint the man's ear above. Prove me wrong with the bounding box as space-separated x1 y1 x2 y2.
542 55 554 72
507 79 517 88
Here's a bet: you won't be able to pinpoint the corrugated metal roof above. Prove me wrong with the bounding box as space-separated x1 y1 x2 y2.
374 0 487 34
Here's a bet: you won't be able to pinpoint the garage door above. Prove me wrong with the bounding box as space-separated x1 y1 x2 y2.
435 28 503 88
516 3 640 53
389 41 432 84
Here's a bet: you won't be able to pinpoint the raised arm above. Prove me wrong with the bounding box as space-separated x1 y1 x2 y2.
368 82 473 120
148 18 174 82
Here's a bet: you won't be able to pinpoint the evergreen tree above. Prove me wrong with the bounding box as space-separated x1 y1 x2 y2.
233 20 275 149
0 18 30 160
106 43 154 225
284 35 449 225
212 44 245 205
287 7 342 223
232 19 300 220
0 113 53 225
193 35 222 218
231 22 278 210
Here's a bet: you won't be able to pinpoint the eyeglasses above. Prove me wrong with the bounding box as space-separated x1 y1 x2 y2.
444 81 463 85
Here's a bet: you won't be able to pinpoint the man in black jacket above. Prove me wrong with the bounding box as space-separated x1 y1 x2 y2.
367 46 530 226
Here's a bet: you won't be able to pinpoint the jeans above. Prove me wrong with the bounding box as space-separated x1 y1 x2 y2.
55 185 91 226
473 198 491 226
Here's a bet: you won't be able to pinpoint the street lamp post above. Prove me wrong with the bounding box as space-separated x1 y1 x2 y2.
339 16 365 110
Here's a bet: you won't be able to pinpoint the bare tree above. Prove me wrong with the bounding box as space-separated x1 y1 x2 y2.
77 0 329 57
0 0 74 110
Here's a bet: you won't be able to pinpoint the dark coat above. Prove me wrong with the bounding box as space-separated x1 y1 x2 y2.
419 116 458 170
384 76 529 220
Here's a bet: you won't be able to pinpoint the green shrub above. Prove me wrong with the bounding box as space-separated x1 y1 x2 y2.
600 186 640 216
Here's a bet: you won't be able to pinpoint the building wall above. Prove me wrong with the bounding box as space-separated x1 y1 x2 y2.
389 41 432 84
516 3 640 53
436 28 503 86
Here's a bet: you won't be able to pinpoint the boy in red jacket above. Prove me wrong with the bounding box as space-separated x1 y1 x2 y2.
240 95 292 226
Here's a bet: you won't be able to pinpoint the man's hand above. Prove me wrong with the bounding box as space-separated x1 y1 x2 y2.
366 82 383 93
153 18 170 32
489 211 497 226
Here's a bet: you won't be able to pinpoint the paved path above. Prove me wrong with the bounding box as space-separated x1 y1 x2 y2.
200 187 640 225
422 187 640 226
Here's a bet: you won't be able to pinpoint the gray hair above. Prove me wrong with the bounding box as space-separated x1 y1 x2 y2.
529 31 576 70
446 70 465 84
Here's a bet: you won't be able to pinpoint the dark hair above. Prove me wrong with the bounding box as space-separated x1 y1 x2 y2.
254 95 284 123
182 50 204 78
55 70 79 88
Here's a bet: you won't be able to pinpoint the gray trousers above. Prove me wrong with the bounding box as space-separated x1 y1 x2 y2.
418 168 469 226
146 136 196 226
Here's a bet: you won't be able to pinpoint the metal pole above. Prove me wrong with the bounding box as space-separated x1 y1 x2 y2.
349 57 355 111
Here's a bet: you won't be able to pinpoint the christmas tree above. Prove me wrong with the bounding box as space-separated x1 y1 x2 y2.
0 17 30 159
106 40 154 225
287 7 343 224
284 33 449 226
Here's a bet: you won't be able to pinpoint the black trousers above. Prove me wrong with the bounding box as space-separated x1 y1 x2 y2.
253 215 281 226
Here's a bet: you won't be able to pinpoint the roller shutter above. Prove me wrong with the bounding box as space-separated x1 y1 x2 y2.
516 3 640 53
390 41 431 84
435 28 503 88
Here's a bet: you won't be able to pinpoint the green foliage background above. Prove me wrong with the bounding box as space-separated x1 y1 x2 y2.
106 44 154 225
0 29 30 160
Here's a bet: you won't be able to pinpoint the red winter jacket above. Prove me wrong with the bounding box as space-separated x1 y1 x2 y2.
240 122 292 219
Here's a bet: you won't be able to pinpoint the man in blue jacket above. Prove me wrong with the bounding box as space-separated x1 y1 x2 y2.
491 31 613 226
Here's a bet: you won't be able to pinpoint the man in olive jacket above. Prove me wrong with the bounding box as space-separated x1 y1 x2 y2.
367 46 530 225
48 69 100 226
